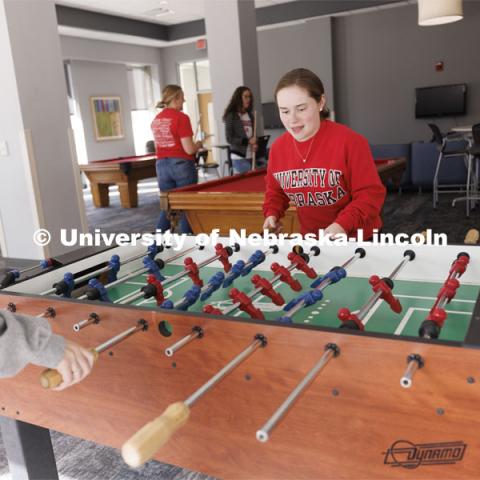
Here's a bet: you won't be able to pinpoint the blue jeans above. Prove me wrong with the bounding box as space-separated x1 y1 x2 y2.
233 158 252 174
156 158 198 233
232 157 266 174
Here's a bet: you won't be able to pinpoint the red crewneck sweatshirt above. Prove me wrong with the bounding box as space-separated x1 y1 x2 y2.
263 120 386 238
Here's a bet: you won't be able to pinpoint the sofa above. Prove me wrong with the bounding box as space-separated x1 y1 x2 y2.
370 141 468 190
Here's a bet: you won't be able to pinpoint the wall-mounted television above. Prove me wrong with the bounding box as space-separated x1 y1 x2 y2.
262 102 283 129
415 83 467 118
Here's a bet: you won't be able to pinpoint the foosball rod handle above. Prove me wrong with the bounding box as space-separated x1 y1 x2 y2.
122 401 190 468
40 349 99 389
464 229 479 245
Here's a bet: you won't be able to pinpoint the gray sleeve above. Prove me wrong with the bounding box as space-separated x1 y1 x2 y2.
0 310 65 378
224 112 248 148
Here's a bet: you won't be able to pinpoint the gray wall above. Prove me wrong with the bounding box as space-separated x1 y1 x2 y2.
162 17 333 106
333 2 480 144
161 42 208 86
69 60 136 160
60 36 163 161
60 35 162 66
257 17 333 106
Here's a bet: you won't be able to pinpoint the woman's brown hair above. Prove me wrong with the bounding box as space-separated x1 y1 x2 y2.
223 86 253 121
274 68 330 119
156 84 183 108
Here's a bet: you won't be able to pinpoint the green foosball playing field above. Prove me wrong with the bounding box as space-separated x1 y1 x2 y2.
106 263 477 343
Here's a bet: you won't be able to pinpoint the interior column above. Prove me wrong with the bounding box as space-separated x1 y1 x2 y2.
0 0 87 259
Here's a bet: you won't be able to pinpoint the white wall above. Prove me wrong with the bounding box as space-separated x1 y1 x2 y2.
0 0 41 257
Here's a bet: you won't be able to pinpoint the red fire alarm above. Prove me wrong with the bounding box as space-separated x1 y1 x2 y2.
196 38 207 50
435 61 444 72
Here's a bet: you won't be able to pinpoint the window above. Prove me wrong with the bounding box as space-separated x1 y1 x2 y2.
127 66 156 155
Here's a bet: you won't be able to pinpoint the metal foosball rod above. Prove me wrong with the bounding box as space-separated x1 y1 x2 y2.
278 248 366 323
221 273 287 316
337 249 416 330
117 243 239 306
1 258 55 288
73 312 100 332
418 252 470 339
77 245 201 301
194 242 240 270
33 306 56 319
400 354 425 388
40 242 168 297
1 303 54 319
40 255 122 296
165 326 204 357
208 246 320 319
222 245 280 288
40 319 148 388
121 334 267 468
256 343 340 442
160 271 226 312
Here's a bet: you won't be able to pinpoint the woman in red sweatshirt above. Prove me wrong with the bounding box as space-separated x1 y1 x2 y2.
263 68 385 239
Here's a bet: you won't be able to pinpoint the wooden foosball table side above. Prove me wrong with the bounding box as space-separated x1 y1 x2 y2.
1 292 480 479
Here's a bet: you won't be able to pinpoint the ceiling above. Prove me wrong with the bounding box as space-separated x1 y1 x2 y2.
55 0 413 48
55 0 299 26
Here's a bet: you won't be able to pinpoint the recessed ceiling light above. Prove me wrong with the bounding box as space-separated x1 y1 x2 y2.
145 7 174 17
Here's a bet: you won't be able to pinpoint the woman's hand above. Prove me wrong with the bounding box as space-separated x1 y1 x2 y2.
324 222 347 239
248 137 257 146
263 215 283 234
53 341 95 391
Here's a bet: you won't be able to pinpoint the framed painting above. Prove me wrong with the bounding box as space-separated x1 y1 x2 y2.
90 96 124 141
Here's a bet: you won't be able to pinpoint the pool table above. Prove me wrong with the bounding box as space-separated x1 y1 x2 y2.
80 154 157 208
167 158 406 235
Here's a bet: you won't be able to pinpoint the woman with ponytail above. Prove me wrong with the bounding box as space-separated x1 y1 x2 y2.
151 85 203 233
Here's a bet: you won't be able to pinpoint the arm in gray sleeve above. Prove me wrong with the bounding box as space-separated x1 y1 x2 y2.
0 310 65 378
224 112 248 149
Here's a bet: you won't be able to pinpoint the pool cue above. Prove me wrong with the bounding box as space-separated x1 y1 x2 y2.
251 110 257 170
194 114 202 140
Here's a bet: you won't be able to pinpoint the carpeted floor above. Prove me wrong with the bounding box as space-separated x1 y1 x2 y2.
0 428 213 480
1 180 479 480
382 188 480 244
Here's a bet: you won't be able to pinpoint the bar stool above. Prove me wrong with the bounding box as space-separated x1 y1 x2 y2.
452 123 480 216
429 123 469 209
196 149 220 179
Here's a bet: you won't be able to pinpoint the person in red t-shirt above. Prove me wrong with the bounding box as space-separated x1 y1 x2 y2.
151 85 203 233
263 68 385 239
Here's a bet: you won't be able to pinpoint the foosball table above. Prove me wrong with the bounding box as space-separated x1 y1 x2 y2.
1 237 480 479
